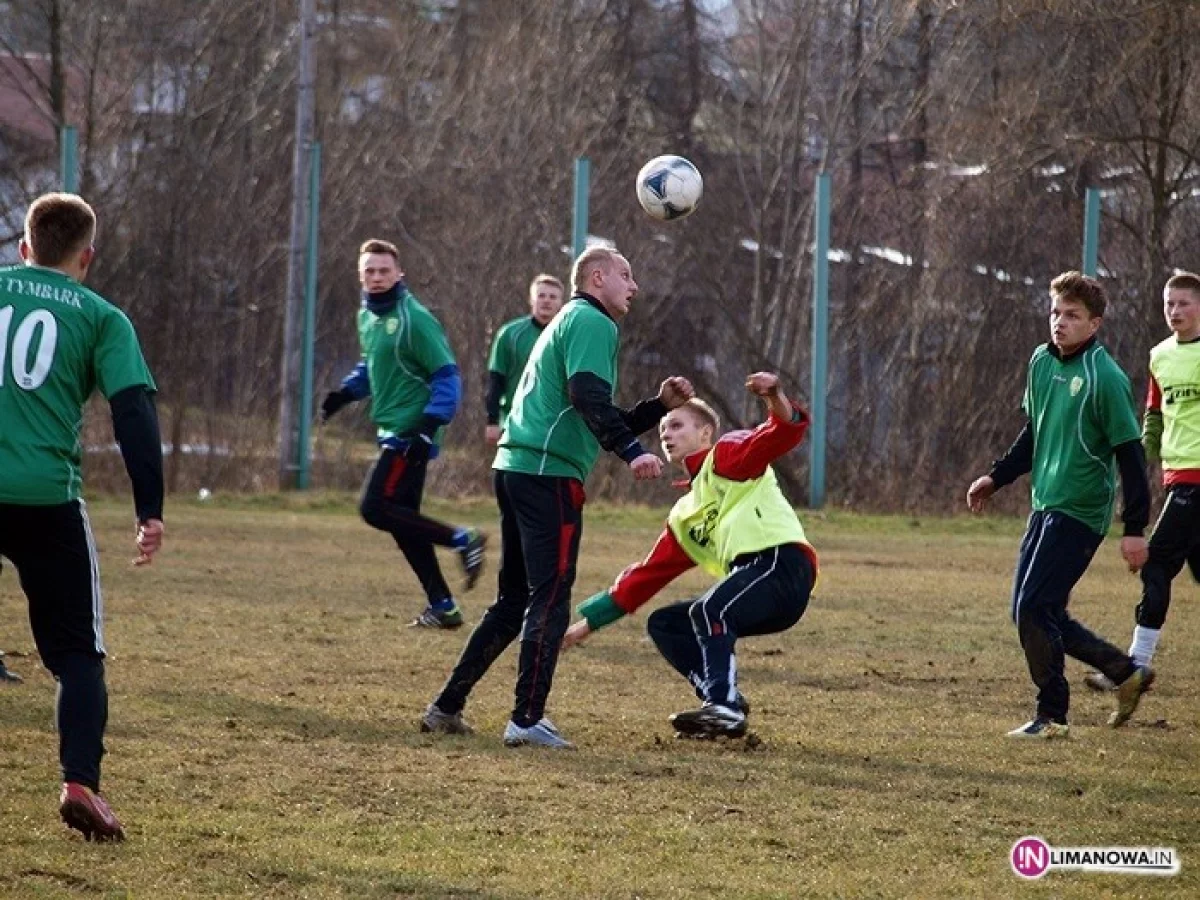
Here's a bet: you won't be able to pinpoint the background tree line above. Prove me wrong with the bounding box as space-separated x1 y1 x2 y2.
2 0 1197 510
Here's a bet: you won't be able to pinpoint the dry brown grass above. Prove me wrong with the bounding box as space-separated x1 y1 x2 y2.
1 497 1197 898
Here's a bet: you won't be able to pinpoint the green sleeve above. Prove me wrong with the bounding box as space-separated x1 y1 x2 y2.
577 590 626 631
1097 362 1141 447
1143 409 1163 462
487 322 509 375
562 310 617 383
94 306 155 399
412 307 456 374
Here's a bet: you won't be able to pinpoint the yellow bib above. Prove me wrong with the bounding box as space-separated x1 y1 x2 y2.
667 452 809 577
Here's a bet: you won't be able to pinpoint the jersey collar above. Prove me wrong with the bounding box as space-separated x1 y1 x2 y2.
674 446 713 487
575 292 616 323
1047 335 1097 363
361 282 405 316
23 262 77 282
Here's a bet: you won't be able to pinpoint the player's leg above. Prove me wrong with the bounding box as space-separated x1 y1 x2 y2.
1133 485 1197 664
1088 485 1198 691
358 449 462 625
670 545 813 738
504 474 583 748
1008 511 1101 738
427 471 530 731
359 448 486 593
4 501 124 840
647 600 705 695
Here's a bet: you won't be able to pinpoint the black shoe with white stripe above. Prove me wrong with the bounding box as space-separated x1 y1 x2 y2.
670 703 747 738
409 604 464 629
459 529 487 591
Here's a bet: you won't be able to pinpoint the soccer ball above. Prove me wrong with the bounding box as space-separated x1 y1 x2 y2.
636 155 703 221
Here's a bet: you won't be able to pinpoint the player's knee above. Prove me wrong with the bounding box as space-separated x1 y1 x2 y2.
359 495 386 530
44 650 104 682
647 607 679 642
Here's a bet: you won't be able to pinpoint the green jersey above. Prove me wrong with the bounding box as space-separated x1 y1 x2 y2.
0 264 155 505
357 289 456 443
1023 341 1140 535
494 297 618 481
487 315 544 426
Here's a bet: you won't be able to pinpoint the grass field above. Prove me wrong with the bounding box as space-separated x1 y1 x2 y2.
1 495 1197 898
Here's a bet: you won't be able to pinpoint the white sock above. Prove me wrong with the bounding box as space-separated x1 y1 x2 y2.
1129 626 1161 667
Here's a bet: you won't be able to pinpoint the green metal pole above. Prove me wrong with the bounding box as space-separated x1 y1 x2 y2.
297 142 321 490
60 126 78 193
572 157 590 259
809 172 831 509
1082 187 1100 277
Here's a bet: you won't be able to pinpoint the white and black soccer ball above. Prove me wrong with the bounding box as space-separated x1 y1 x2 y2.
636 155 703 221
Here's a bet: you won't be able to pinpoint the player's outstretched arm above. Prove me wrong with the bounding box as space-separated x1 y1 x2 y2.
563 530 695 651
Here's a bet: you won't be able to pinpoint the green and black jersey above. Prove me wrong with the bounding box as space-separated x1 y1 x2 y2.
494 297 619 482
0 264 155 505
1023 341 1141 535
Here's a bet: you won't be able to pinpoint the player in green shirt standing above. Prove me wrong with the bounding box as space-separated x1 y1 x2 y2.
321 240 485 629
967 271 1154 738
484 273 565 444
0 193 165 840
1086 272 1200 703
423 246 693 747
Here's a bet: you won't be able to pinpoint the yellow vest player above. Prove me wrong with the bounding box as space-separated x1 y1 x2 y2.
562 372 818 740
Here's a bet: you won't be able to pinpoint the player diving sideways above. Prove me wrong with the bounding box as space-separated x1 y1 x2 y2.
562 373 818 739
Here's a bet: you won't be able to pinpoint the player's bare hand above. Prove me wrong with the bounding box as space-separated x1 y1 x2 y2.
745 372 781 397
562 620 592 650
133 518 164 567
1121 536 1149 573
629 453 664 480
966 476 995 513
658 377 695 409
485 425 501 445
